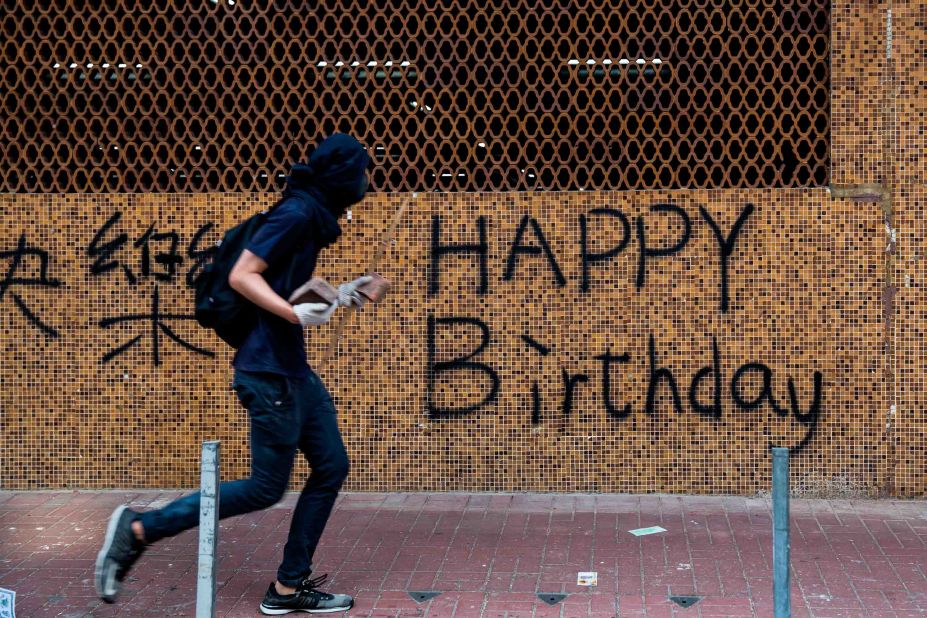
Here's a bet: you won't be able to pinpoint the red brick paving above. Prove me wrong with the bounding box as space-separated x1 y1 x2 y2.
0 491 925 617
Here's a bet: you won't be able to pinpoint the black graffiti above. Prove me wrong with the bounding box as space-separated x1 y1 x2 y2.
88 212 215 287
85 214 217 365
429 203 754 313
644 336 823 452
0 233 62 337
732 363 824 451
596 348 631 419
426 319 824 453
689 336 722 418
88 212 133 281
186 222 217 287
531 382 542 425
636 204 692 289
700 204 754 313
560 369 590 418
522 334 550 425
646 333 684 415
521 334 550 356
99 285 214 365
581 208 631 293
503 214 565 287
429 215 488 296
781 371 823 451
134 224 182 281
731 363 787 414
426 314 499 418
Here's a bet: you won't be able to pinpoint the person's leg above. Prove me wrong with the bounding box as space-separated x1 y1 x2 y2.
96 370 300 603
140 371 300 542
138 440 296 543
276 371 350 587
257 371 354 614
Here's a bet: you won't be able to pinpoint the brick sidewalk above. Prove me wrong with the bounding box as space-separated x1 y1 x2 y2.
0 492 925 617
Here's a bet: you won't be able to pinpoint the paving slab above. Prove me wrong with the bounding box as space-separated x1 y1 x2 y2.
0 491 924 617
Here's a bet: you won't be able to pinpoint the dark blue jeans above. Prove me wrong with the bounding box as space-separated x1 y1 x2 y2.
139 369 349 587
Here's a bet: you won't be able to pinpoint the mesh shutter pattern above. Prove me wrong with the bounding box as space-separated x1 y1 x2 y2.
1 1 830 193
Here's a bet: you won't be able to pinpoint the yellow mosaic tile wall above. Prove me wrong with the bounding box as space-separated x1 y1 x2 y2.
0 189 898 494
893 0 926 497
1 1 924 496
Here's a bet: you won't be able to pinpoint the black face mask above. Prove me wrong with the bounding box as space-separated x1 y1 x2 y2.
324 173 369 213
304 134 372 213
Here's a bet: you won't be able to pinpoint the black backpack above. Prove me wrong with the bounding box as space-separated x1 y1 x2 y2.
193 205 280 349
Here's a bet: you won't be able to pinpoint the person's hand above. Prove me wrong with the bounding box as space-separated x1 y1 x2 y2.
293 302 338 327
338 275 373 308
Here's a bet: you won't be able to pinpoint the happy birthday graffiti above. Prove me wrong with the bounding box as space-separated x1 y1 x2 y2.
426 203 824 452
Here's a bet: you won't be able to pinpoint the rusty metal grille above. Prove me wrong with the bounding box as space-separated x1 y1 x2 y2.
1 1 830 193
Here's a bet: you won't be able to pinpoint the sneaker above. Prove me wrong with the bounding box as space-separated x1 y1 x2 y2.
259 575 354 615
94 505 146 603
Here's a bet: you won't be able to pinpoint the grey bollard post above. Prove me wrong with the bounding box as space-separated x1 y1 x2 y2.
196 441 220 618
772 447 790 618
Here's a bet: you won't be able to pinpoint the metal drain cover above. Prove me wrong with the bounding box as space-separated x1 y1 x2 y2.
668 595 702 608
538 593 567 606
407 590 441 603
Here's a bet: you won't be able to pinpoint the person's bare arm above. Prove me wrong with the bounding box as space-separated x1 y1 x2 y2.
228 249 299 324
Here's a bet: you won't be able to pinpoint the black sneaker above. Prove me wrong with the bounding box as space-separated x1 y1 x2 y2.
259 575 355 615
94 505 146 603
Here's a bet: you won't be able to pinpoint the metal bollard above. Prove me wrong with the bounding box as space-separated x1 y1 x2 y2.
772 447 790 618
196 441 220 618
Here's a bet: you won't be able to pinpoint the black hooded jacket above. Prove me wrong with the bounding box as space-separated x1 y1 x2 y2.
232 134 371 378
286 133 372 219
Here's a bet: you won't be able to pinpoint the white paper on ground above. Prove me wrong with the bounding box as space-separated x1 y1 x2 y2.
628 525 667 536
0 588 15 618
577 572 598 586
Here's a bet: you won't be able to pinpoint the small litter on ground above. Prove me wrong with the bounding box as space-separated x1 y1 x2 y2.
629 526 667 536
577 572 598 586
0 587 16 618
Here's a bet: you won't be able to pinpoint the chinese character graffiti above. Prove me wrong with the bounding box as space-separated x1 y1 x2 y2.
0 233 62 337
87 212 216 365
99 285 213 365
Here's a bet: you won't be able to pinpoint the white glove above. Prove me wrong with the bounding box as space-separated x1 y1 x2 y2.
293 302 337 327
338 275 373 308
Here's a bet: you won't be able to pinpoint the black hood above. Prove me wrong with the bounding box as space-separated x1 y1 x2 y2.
284 134 371 217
